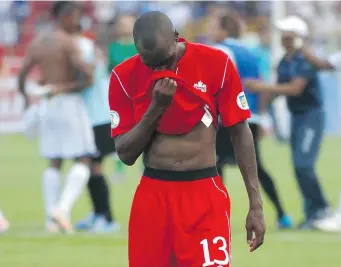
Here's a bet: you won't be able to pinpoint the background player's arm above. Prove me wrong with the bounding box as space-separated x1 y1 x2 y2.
18 43 38 108
300 47 336 70
109 73 176 166
218 58 265 252
244 60 312 96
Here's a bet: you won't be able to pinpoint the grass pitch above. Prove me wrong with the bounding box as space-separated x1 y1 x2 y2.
0 134 340 267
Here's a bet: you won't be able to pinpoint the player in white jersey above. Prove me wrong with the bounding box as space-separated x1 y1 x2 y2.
72 28 120 233
300 46 341 232
18 2 95 233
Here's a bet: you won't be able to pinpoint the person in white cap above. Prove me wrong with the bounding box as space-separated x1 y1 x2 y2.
245 16 331 229
294 45 341 232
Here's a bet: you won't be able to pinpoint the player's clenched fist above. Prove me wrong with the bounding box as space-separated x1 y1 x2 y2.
152 78 177 108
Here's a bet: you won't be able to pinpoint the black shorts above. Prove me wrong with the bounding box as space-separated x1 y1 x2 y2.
216 123 259 166
92 123 116 162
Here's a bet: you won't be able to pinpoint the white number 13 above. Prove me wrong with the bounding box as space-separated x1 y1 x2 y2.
200 236 229 267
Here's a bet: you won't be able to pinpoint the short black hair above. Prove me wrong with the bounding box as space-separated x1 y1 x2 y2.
219 13 241 39
133 11 174 51
51 1 78 19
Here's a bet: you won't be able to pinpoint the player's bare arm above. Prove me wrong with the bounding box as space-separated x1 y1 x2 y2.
230 120 266 252
244 78 307 96
18 42 38 108
115 78 177 165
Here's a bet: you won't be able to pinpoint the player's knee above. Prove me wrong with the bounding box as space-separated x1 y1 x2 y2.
71 162 90 178
77 157 92 166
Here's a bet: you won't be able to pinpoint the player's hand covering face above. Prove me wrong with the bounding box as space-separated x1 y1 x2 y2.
152 78 177 108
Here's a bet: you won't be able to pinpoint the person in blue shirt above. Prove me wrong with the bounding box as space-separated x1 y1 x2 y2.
245 16 331 229
208 13 292 228
251 24 287 143
73 29 121 233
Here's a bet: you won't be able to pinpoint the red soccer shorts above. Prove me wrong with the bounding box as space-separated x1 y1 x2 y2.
129 167 231 267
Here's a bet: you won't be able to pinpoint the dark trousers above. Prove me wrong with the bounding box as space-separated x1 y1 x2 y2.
291 108 329 219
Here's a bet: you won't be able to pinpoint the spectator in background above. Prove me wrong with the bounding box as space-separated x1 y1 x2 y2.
208 12 292 228
140 1 192 30
107 14 138 180
107 14 137 73
245 16 331 229
251 24 286 143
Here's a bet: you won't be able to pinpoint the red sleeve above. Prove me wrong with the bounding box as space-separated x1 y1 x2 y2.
108 70 136 138
217 56 251 127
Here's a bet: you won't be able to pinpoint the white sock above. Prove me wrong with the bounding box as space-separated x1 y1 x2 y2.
42 168 60 221
57 163 90 215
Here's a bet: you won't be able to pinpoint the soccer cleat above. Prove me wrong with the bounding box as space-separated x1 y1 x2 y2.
298 218 315 230
278 214 293 229
74 213 97 231
298 207 332 230
0 212 9 233
313 213 341 232
89 216 121 233
50 209 73 234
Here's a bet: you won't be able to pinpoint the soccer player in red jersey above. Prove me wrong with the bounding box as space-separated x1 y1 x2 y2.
108 11 265 267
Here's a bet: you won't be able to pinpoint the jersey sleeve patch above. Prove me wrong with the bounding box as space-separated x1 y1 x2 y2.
110 110 120 129
236 92 249 110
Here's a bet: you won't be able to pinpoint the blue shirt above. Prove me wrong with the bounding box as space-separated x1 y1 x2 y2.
277 51 322 114
251 45 271 82
78 37 110 126
214 38 261 123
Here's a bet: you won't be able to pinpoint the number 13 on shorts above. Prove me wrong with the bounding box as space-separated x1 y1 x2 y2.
200 236 230 267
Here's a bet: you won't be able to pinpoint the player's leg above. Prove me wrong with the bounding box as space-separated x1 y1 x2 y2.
52 157 91 233
249 123 292 228
88 158 120 233
291 109 329 228
75 123 117 231
43 158 62 232
172 172 231 267
129 176 173 267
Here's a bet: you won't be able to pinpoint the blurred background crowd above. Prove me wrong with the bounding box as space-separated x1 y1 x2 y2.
1 1 341 135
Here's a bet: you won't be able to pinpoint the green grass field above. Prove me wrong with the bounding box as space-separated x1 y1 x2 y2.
0 134 341 267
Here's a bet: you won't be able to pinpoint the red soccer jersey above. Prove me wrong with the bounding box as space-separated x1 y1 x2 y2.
108 39 251 138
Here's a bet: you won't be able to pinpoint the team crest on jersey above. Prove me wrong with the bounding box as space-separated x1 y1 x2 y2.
194 81 207 92
110 111 120 129
236 92 249 110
